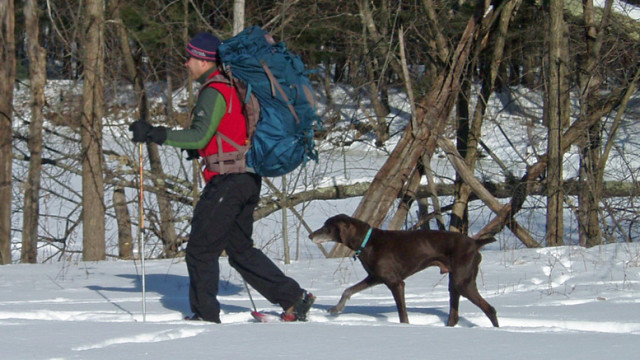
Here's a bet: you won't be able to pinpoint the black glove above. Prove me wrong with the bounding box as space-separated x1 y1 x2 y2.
129 120 151 142
183 149 201 160
129 120 167 145
147 126 167 145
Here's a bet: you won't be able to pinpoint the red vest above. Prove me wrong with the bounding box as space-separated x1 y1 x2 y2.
198 70 248 182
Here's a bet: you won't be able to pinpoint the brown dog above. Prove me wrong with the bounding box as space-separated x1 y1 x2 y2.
309 214 499 327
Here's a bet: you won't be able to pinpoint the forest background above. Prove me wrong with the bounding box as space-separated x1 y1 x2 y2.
1 0 639 265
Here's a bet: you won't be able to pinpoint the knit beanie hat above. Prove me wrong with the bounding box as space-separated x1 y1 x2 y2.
186 32 222 62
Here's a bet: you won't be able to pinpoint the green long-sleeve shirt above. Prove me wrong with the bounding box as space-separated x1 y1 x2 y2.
164 68 227 149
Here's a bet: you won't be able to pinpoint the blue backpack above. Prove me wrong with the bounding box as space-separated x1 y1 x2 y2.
213 26 320 177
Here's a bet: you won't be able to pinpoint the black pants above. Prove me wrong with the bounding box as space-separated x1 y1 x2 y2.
185 172 303 323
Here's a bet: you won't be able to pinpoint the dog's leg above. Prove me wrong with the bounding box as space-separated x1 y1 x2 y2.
458 284 499 327
388 281 409 323
330 275 380 314
447 273 460 326
450 265 499 327
462 256 499 327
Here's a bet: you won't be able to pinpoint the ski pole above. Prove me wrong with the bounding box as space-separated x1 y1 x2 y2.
243 279 257 313
138 142 147 322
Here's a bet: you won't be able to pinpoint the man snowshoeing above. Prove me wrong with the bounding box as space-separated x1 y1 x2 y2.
129 32 314 323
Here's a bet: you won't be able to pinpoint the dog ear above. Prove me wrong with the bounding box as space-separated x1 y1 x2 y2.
337 221 355 243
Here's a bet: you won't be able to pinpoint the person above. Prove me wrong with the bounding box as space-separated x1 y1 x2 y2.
129 32 314 323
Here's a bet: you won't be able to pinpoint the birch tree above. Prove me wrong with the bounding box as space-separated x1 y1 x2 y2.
233 0 245 35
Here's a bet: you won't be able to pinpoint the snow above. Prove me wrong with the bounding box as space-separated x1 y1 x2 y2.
7 82 640 359
2 243 640 359
600 0 640 21
7 77 640 359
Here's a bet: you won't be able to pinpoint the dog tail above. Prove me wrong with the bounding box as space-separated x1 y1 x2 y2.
474 237 497 249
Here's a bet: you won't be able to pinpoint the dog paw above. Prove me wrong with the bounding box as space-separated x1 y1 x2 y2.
328 306 343 314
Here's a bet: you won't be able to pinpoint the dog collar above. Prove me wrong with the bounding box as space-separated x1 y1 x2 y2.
353 228 373 260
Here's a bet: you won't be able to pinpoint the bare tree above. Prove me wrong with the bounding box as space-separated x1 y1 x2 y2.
5 0 639 262
146 145 182 257
544 0 570 246
0 0 15 265
107 0 181 257
451 0 522 234
358 0 391 145
471 78 639 246
21 0 48 263
233 0 245 35
81 0 106 261
113 186 133 259
330 1 505 257
576 0 613 247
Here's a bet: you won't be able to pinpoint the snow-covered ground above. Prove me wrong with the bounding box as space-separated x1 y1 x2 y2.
1 243 640 359
7 70 640 359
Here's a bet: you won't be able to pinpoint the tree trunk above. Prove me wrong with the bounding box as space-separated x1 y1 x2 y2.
451 73 471 234
520 2 540 89
577 0 613 247
81 0 106 261
421 0 450 65
471 77 638 246
113 186 133 259
388 166 423 231
521 50 537 89
109 1 180 257
359 0 391 146
545 0 569 246
21 0 47 263
146 144 180 257
438 137 540 247
579 123 603 247
451 0 520 235
330 2 497 257
233 0 245 35
281 176 291 264
0 0 15 264
367 79 391 146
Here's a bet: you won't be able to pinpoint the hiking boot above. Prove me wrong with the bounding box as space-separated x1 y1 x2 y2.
282 290 315 322
184 314 203 321
184 313 220 323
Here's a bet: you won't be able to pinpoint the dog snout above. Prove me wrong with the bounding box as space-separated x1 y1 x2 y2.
309 227 331 244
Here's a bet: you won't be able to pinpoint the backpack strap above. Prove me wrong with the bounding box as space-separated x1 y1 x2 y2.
198 73 254 174
260 60 301 124
201 132 249 174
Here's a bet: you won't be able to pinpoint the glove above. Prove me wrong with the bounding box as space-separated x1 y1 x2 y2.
129 120 167 145
183 149 201 160
147 126 167 145
129 120 151 143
